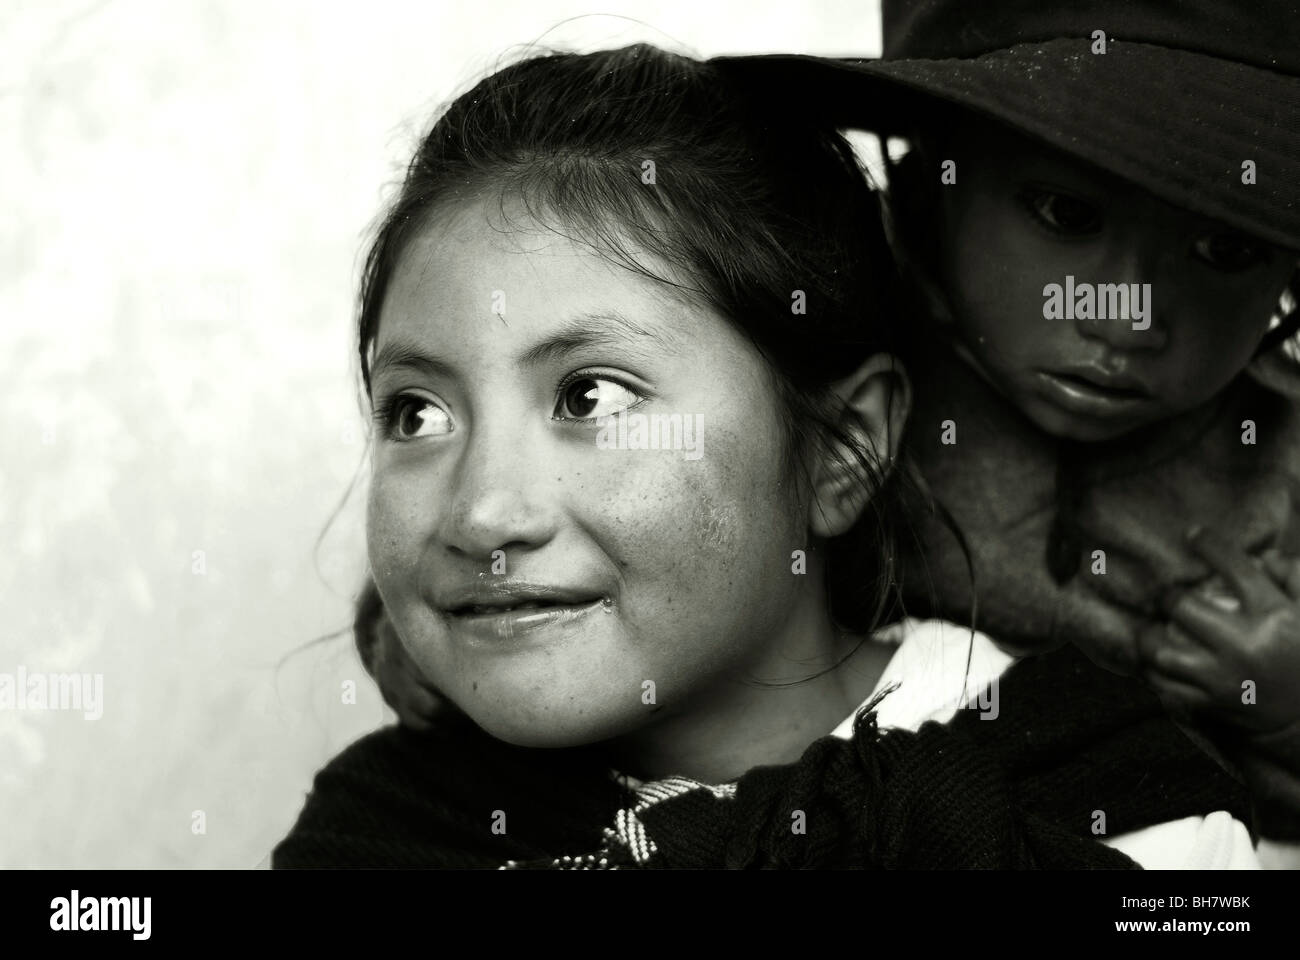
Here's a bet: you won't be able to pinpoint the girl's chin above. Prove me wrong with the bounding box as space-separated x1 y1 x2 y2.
462 701 644 751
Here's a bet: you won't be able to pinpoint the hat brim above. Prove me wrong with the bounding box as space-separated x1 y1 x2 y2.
718 40 1300 252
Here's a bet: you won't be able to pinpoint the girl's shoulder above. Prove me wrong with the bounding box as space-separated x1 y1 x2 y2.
844 618 1014 733
864 619 1261 868
271 719 620 868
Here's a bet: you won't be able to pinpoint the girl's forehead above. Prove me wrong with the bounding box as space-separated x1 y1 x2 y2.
379 202 703 336
368 208 734 378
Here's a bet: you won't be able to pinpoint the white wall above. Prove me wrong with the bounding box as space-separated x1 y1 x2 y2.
0 0 881 868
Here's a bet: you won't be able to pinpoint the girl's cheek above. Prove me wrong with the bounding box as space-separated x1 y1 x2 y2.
689 490 740 554
662 428 784 570
575 420 744 567
365 471 427 587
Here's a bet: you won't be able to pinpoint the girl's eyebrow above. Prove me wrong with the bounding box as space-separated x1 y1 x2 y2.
370 311 680 382
370 338 457 383
518 311 680 366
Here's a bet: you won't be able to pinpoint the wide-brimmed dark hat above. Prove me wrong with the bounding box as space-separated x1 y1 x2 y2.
714 0 1300 251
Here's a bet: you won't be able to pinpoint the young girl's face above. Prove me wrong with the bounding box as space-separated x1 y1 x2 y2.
935 120 1296 442
365 200 821 749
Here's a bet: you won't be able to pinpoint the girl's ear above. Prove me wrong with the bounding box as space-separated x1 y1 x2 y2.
808 353 911 539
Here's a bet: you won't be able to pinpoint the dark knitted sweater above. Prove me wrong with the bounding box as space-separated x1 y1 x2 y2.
272 643 1251 869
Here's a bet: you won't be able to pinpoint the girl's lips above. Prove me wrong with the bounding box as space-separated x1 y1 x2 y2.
446 598 607 644
1036 370 1152 419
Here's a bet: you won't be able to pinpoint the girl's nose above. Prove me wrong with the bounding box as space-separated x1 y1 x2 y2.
438 417 558 562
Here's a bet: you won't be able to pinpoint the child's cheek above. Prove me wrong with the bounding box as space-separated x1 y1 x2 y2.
945 218 1035 349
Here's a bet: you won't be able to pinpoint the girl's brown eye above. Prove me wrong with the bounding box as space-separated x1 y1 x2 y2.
400 401 452 438
1193 234 1268 272
1022 189 1103 235
554 376 642 421
376 395 453 440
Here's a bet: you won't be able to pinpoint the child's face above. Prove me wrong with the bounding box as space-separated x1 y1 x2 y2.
935 121 1295 442
365 201 818 749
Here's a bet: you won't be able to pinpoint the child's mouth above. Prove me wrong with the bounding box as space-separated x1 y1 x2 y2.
1037 369 1152 418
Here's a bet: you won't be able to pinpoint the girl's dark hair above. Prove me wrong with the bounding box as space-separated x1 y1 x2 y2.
355 43 917 637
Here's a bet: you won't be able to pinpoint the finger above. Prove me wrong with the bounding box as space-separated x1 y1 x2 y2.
383 681 438 728
1135 620 1166 665
1166 590 1250 651
1137 615 1198 655
1137 620 1216 679
380 688 409 719
386 627 438 686
1261 551 1300 599
395 705 434 731
403 683 444 719
1139 629 1218 685
1184 576 1243 614
1187 527 1287 612
1142 669 1214 715
1262 549 1288 581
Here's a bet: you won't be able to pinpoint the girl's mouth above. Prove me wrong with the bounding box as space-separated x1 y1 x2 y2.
444 597 609 644
454 599 574 616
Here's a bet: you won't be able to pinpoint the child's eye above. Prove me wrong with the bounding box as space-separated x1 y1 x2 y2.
553 375 644 422
1020 189 1103 236
1192 233 1269 272
372 393 454 441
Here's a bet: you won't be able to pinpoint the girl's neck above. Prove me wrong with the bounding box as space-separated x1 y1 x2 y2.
603 607 895 785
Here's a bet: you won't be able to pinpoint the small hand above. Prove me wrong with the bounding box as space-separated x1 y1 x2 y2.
1137 528 1300 841
1136 527 1300 737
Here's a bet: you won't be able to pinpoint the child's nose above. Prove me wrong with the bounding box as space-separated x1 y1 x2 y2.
437 418 558 562
1074 307 1168 352
1072 249 1170 352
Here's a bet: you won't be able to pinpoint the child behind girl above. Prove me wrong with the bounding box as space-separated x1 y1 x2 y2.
275 44 1250 869
718 0 1300 856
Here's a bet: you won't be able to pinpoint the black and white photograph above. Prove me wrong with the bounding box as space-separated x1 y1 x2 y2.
3 0 1299 937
